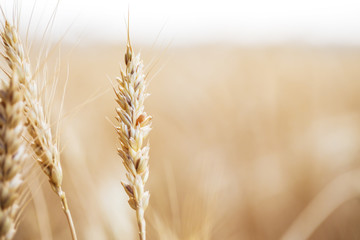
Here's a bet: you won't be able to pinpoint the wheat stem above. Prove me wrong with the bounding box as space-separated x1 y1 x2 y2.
136 207 146 240
59 189 77 240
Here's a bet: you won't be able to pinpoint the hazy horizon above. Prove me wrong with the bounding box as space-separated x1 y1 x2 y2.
3 0 360 46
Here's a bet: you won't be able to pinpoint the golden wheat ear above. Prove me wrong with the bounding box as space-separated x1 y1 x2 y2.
114 35 152 240
0 51 27 239
1 20 78 240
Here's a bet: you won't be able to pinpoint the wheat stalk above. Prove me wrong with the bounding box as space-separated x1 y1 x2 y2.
114 38 152 240
0 59 27 240
1 21 77 240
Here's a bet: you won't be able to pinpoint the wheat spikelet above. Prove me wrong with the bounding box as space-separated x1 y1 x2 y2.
1 21 77 240
114 39 152 240
0 58 26 239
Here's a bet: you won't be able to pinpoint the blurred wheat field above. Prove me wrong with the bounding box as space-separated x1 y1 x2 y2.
12 44 360 240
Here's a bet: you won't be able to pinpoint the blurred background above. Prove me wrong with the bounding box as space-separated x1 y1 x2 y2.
2 0 360 239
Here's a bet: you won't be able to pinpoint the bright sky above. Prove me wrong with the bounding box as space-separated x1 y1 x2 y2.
4 0 360 45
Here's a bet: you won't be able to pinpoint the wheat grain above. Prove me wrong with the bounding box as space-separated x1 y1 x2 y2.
1 21 77 240
0 59 27 239
114 38 152 240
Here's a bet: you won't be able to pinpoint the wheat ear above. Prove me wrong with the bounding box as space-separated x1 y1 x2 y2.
114 39 152 240
0 60 26 240
1 21 77 240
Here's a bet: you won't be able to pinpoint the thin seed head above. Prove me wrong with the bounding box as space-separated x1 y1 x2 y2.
115 41 151 240
1 20 63 195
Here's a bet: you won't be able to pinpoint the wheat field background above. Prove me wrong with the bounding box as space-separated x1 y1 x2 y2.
7 41 359 240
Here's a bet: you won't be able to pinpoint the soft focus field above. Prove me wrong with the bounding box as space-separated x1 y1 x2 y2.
14 44 360 239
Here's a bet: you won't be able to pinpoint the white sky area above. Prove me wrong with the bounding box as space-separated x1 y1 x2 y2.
3 0 360 46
